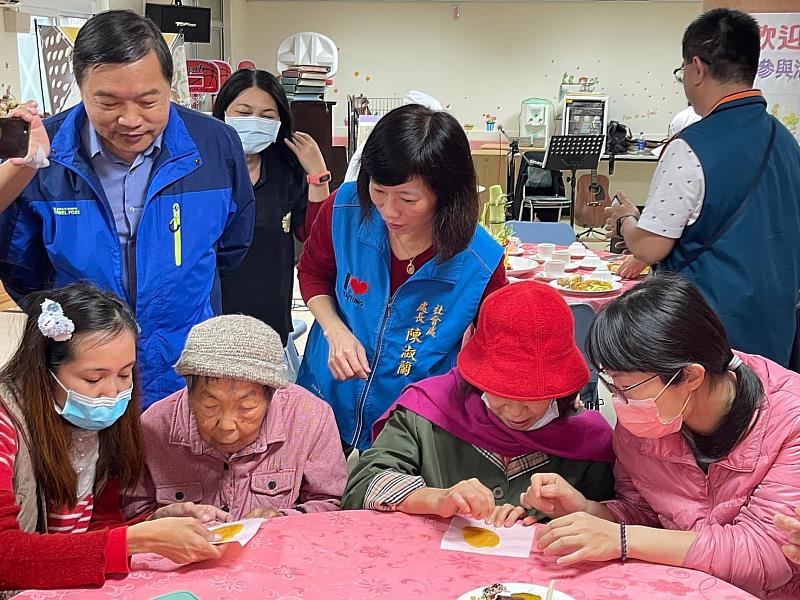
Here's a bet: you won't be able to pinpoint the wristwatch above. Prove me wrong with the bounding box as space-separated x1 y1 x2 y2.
616 214 638 236
306 171 331 185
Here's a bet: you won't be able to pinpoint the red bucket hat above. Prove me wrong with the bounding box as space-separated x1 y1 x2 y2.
457 281 589 401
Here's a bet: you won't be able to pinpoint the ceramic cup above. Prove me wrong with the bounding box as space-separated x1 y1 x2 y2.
552 249 571 265
569 242 587 257
544 259 566 277
537 243 555 260
592 266 613 282
507 236 521 253
582 255 603 269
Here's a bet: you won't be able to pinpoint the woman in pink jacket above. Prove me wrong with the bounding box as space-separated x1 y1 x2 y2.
522 273 800 599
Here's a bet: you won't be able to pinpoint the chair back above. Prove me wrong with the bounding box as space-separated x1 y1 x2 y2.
569 302 600 410
508 220 576 245
285 319 309 382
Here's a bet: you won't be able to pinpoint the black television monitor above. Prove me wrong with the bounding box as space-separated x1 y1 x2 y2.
145 3 212 44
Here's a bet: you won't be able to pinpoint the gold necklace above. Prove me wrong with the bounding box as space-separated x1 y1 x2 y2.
392 234 426 275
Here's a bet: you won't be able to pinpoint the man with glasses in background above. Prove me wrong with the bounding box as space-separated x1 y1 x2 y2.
606 8 800 369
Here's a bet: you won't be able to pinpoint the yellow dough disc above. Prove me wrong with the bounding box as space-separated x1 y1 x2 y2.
212 523 244 542
462 526 500 548
511 593 542 600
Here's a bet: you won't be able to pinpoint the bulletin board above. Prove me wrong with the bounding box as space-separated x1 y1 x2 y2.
753 13 800 143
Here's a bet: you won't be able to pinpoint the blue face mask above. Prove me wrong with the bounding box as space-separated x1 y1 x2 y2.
225 115 281 155
51 371 132 431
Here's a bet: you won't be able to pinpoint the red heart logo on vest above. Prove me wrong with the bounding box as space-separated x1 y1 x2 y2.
349 277 369 295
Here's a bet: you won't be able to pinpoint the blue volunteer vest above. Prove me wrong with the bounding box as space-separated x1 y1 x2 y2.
297 182 503 450
661 92 800 366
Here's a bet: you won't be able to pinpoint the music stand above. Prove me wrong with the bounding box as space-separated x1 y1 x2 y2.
542 135 605 228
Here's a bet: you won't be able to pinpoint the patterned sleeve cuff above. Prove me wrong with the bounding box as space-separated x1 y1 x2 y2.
364 470 426 511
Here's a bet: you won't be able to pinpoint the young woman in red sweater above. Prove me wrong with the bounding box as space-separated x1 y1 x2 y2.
0 284 228 593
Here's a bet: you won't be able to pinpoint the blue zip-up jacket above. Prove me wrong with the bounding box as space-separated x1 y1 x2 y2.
0 103 255 408
296 183 503 450
661 92 800 366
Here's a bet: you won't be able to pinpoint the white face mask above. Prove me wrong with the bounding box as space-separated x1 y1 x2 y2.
225 115 281 155
481 393 560 431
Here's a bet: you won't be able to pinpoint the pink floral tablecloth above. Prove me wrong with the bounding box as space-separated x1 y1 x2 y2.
511 244 641 312
19 511 757 600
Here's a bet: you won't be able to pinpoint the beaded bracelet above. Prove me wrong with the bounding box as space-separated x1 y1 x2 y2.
620 521 628 563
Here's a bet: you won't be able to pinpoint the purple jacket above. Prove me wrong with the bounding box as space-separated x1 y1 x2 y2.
124 385 347 520
604 352 800 599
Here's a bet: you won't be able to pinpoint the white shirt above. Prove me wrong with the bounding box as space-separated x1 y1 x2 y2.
637 138 706 239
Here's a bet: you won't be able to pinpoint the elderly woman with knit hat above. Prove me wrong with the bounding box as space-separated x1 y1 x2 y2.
124 315 347 521
342 282 614 525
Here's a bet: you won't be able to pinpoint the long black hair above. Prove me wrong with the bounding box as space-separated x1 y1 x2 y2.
356 104 479 262
586 272 763 458
1 283 144 507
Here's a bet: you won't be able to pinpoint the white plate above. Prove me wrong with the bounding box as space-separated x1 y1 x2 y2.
507 247 525 256
549 279 622 296
534 272 560 281
458 582 576 600
507 256 538 276
564 262 581 272
584 273 622 282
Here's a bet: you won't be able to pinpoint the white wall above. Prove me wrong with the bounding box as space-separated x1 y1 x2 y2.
0 29 20 99
242 1 702 139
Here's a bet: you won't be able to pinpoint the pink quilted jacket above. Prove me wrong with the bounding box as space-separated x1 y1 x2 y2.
604 352 800 599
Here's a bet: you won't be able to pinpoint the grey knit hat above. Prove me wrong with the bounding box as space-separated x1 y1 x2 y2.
175 315 288 389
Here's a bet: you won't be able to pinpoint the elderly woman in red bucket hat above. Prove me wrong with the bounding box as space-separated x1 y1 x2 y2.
342 281 614 526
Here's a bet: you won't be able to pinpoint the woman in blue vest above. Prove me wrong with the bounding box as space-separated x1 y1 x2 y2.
297 104 507 452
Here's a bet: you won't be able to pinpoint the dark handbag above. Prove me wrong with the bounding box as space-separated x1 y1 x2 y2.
606 121 631 155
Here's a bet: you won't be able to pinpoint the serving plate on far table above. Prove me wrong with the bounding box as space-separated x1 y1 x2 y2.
549 279 622 296
506 256 538 276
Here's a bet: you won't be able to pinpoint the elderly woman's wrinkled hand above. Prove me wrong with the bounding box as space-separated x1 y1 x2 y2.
536 511 621 566
324 324 371 381
485 503 534 528
431 478 496 520
520 473 588 519
774 508 800 565
150 501 234 525
244 507 283 519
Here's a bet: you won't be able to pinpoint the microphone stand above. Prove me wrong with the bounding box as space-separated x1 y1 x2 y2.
497 125 520 219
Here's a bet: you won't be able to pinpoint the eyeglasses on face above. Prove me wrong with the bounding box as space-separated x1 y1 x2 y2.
673 56 711 84
598 371 681 404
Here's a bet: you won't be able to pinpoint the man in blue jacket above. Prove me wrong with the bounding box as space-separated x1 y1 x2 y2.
0 10 255 408
606 9 800 367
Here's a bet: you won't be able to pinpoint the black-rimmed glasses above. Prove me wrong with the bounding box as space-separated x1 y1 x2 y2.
674 57 711 84
598 371 681 404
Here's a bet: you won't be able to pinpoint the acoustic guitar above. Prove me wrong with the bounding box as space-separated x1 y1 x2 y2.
575 170 611 228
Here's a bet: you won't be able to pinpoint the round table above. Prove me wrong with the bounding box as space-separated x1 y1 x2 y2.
21 511 758 599
510 244 641 312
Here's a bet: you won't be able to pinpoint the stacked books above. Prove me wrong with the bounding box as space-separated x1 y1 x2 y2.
281 65 331 101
